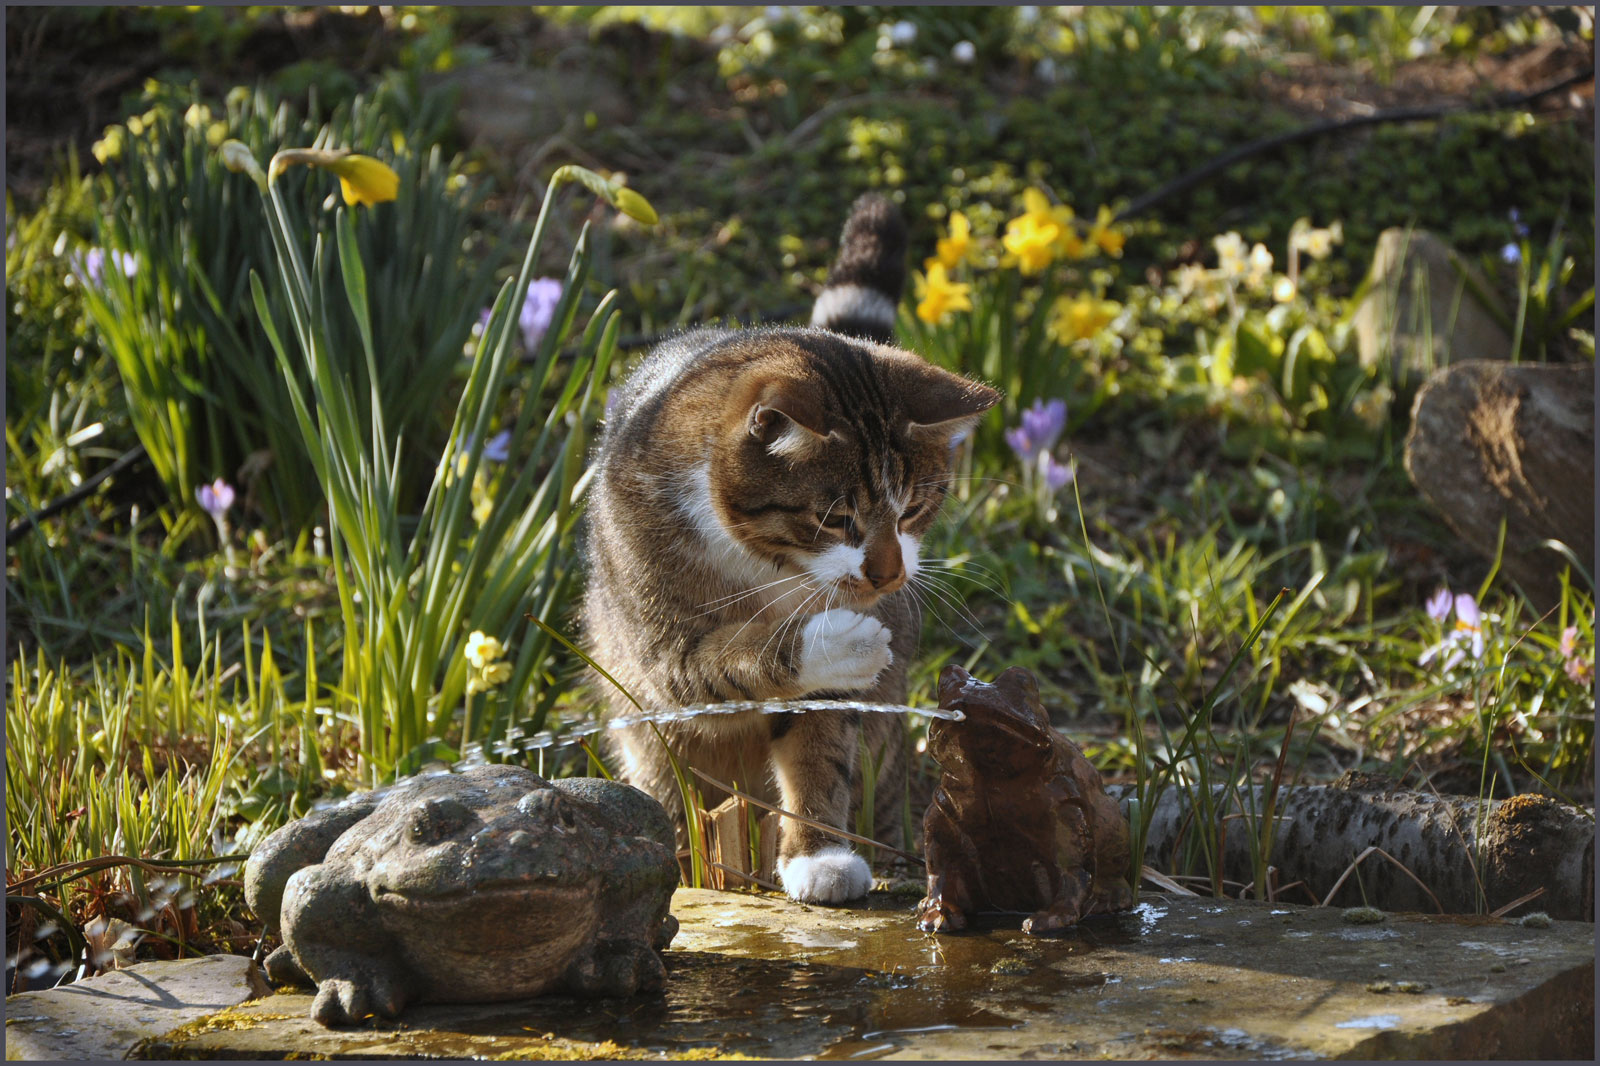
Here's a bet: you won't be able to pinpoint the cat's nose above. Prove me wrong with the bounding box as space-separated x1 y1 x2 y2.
863 540 904 590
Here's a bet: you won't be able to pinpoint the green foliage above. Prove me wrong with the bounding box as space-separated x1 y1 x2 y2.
239 152 628 781
81 81 500 536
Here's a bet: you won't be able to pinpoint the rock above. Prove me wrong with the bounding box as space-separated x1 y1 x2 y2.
1354 228 1514 386
1404 360 1594 609
135 888 1595 1060
4 953 267 1061
430 62 631 166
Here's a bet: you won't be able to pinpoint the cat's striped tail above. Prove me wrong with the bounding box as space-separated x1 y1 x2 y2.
809 193 907 345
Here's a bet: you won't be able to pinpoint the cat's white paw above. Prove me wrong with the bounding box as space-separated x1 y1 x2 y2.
778 846 873 904
797 610 892 694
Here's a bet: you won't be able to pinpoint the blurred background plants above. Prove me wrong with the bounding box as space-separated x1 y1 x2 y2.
5 4 1593 987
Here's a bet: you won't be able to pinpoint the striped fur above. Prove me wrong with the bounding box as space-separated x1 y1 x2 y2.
581 205 996 904
809 194 906 345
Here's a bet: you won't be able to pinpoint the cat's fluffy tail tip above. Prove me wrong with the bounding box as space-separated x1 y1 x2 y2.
810 194 906 344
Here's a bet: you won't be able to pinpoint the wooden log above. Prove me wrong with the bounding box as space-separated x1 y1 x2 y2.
693 795 779 891
1110 775 1594 920
1404 360 1595 609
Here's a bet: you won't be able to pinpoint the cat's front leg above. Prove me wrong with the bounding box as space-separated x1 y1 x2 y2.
769 709 873 904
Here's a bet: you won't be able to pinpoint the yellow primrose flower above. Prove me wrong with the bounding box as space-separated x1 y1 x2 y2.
1272 275 1297 303
269 148 400 207
1292 219 1343 260
934 211 972 270
1172 263 1211 298
1049 293 1120 345
1213 232 1247 279
464 630 505 669
914 262 973 324
1086 205 1126 257
470 472 493 526
1244 242 1274 288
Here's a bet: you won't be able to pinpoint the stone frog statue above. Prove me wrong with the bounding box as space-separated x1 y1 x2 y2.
244 764 680 1027
915 665 1134 935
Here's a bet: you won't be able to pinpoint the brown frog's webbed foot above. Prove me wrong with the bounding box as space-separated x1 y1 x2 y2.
1022 903 1083 936
915 896 968 933
263 944 312 988
565 942 666 997
311 971 407 1028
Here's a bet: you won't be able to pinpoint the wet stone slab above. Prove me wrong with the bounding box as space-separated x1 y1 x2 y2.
136 888 1593 1060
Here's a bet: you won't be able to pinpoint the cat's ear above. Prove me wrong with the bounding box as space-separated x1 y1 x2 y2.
746 381 829 460
902 365 1000 444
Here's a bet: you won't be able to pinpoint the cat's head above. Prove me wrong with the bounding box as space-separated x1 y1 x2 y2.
706 331 998 608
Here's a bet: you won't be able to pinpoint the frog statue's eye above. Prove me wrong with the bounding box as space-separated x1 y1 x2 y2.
517 788 577 828
406 796 473 845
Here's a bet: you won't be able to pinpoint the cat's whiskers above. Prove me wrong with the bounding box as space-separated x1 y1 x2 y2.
909 571 994 637
689 571 813 618
811 495 849 545
755 584 826 669
917 560 1010 601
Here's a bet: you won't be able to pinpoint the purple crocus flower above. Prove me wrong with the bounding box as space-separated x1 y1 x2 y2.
81 248 106 284
459 430 513 465
1004 425 1033 461
1020 398 1067 454
196 478 235 520
1452 593 1484 661
1418 590 1486 672
1042 454 1075 491
483 429 512 463
1425 588 1452 622
519 278 564 352
78 248 138 286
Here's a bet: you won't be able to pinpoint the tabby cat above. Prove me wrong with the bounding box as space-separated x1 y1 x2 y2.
581 195 999 903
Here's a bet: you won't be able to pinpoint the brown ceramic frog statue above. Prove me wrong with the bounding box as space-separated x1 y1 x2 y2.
245 764 679 1026
915 664 1134 934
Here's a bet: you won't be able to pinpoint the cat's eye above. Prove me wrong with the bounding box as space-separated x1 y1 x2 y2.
898 501 930 529
818 512 855 535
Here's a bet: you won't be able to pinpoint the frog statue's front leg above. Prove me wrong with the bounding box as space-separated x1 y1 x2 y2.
279 864 412 1027
915 794 981 933
1021 802 1093 935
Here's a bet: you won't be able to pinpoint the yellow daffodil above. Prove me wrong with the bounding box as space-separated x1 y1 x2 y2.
1049 293 1120 345
1003 214 1059 275
464 630 505 669
914 262 973 324
613 186 658 225
1086 205 1126 257
934 211 972 270
219 140 267 189
269 148 400 207
92 126 125 164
